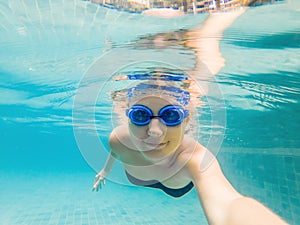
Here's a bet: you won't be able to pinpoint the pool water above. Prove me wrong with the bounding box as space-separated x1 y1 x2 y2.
1 0 300 224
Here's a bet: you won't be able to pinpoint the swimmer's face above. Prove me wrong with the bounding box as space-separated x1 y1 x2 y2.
128 96 188 160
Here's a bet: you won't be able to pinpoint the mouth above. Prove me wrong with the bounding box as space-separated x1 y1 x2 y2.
143 141 169 150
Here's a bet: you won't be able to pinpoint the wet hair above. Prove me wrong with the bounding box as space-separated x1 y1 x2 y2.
127 83 190 106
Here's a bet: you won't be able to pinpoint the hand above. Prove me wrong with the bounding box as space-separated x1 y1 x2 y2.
92 170 106 192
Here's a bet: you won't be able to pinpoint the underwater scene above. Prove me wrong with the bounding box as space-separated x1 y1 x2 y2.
0 0 300 224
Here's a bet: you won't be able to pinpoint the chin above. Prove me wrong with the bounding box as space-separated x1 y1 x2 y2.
142 144 179 160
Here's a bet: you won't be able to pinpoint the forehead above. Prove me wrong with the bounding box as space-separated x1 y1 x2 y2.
132 96 178 111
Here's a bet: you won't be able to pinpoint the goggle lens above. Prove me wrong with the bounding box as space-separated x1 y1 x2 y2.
131 109 150 124
160 108 182 125
126 105 188 126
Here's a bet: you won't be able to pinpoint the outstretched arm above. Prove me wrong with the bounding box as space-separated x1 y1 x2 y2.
92 127 126 191
186 147 288 225
92 151 117 191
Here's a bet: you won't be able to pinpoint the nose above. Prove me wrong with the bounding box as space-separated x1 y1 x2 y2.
147 118 164 137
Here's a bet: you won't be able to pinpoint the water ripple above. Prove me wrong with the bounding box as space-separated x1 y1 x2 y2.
218 70 300 110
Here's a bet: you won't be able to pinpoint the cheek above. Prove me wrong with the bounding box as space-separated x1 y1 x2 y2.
128 123 147 138
164 126 185 141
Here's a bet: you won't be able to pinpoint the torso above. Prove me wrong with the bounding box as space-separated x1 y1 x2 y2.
110 125 203 189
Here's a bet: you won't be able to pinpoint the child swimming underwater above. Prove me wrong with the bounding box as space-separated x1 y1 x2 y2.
92 72 287 225
92 7 288 225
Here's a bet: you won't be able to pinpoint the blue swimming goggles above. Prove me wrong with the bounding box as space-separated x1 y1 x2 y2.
126 104 189 126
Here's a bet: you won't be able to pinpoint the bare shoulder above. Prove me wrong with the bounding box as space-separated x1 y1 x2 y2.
109 125 129 143
109 125 135 154
177 136 220 180
177 137 206 173
177 136 206 161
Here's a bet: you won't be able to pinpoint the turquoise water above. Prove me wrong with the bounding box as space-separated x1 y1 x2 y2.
1 0 300 224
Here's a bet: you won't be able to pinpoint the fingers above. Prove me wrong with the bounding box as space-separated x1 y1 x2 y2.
92 175 106 192
92 180 100 191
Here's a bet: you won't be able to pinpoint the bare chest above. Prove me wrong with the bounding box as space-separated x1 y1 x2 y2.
120 151 191 189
